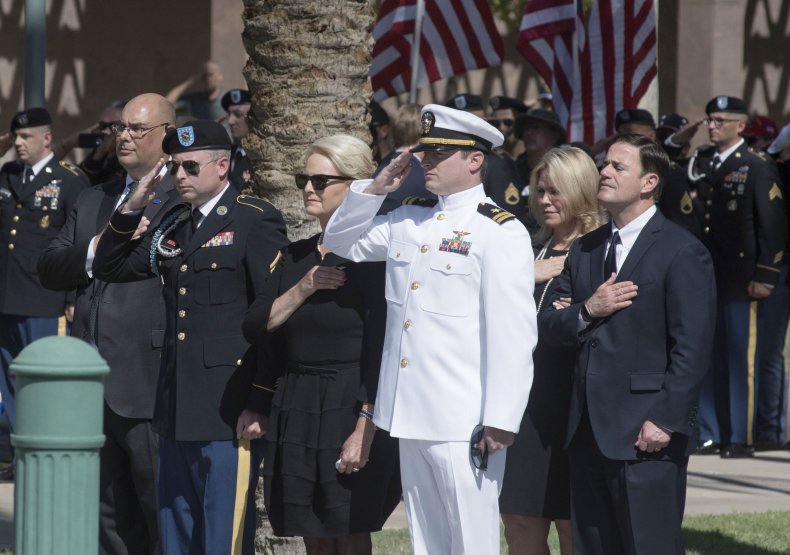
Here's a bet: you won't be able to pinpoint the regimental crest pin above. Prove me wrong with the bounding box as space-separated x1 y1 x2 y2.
439 230 472 256
177 126 195 147
231 90 242 104
716 96 728 110
421 111 435 136
16 114 28 127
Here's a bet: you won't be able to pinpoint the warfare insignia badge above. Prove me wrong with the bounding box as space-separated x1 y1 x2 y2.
421 111 435 136
177 126 195 147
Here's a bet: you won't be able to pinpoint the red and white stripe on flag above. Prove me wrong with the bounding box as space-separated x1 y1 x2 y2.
516 0 583 134
370 0 504 102
572 0 657 144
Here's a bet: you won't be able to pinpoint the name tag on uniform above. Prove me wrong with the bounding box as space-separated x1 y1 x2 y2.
202 231 234 248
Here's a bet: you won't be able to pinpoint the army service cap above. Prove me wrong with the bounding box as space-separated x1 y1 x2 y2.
705 96 748 115
162 120 232 154
657 113 689 133
10 107 52 132
445 94 484 112
411 104 503 154
221 89 251 112
615 109 655 130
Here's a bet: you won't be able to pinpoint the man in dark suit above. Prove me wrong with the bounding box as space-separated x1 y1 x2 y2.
38 93 177 554
0 107 89 477
540 134 716 554
93 119 288 554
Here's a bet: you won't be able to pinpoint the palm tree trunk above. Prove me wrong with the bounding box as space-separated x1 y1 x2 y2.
242 0 375 241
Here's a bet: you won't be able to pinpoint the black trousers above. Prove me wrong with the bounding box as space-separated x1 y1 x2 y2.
568 412 687 555
99 403 160 555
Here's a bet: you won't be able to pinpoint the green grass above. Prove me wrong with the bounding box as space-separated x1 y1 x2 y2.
372 511 790 554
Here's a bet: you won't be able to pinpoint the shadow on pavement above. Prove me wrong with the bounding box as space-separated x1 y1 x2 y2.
684 529 788 555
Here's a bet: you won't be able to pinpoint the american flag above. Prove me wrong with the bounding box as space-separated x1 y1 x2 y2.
518 0 657 144
517 0 584 134
370 0 504 102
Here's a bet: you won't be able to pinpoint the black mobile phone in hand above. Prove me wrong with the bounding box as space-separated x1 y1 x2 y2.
78 133 105 148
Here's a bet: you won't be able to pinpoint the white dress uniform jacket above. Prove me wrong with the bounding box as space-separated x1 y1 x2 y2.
324 181 537 441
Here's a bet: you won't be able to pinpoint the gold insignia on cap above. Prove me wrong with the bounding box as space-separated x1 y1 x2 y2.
39 215 50 228
504 182 520 205
217 205 227 215
680 192 693 215
769 183 783 201
421 111 435 136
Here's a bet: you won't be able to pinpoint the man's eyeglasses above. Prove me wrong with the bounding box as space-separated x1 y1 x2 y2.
167 158 219 177
704 117 742 128
470 425 488 471
294 174 353 191
110 122 169 139
486 118 514 129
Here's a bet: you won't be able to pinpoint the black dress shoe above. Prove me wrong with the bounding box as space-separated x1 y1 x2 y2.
720 443 755 458
695 439 719 455
0 464 14 482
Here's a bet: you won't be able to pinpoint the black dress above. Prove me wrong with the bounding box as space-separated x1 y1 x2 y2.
499 245 576 519
243 234 401 538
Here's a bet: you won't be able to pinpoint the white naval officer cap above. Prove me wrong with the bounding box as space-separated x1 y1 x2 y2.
410 104 504 154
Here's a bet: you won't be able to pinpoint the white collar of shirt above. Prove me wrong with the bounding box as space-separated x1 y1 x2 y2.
716 139 744 164
192 182 230 223
608 204 657 270
437 183 486 211
29 152 55 177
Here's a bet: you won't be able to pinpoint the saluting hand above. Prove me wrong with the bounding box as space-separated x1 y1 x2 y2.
585 273 638 319
363 151 413 195
121 157 166 213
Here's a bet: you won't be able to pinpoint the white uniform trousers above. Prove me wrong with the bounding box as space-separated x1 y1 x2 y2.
399 438 506 555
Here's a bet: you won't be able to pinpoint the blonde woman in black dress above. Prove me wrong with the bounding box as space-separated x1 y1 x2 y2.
500 147 605 555
243 135 400 555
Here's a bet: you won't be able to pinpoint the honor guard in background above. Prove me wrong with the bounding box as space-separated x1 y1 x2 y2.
39 93 178 554
221 88 253 193
689 96 787 458
614 108 701 237
0 107 89 477
93 119 288 554
445 94 530 227
324 104 537 554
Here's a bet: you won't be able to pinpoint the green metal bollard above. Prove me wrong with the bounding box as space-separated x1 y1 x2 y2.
11 336 108 555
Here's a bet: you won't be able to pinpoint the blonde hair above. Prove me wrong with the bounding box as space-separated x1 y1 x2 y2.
528 147 606 243
307 135 377 179
392 104 422 148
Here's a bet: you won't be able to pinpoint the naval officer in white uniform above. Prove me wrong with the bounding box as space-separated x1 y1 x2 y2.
324 104 537 554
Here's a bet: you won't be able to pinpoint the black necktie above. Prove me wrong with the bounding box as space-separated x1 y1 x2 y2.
24 167 34 184
712 155 722 172
191 207 203 233
121 181 138 204
604 231 620 278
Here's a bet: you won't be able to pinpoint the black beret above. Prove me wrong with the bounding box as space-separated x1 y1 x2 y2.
657 112 689 132
513 109 566 144
369 100 390 126
445 94 484 112
10 107 52 132
489 96 527 114
162 120 232 155
220 89 251 112
705 95 748 115
615 109 655 130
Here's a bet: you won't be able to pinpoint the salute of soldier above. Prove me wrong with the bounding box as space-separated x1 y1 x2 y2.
691 96 787 458
93 119 288 554
0 107 88 470
324 104 537 554
221 88 253 192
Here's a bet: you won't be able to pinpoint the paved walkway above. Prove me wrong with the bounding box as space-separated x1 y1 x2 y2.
0 451 787 547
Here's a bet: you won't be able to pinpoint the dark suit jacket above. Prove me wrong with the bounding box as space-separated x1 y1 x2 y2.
540 210 716 460
0 156 89 317
37 175 180 419
93 186 288 441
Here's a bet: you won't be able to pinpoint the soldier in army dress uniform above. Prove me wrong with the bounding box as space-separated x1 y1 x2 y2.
221 88 253 193
689 96 787 458
0 108 89 475
93 119 288 554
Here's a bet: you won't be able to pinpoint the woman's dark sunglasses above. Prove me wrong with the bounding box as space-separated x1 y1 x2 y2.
294 174 353 191
167 159 218 177
470 424 488 471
